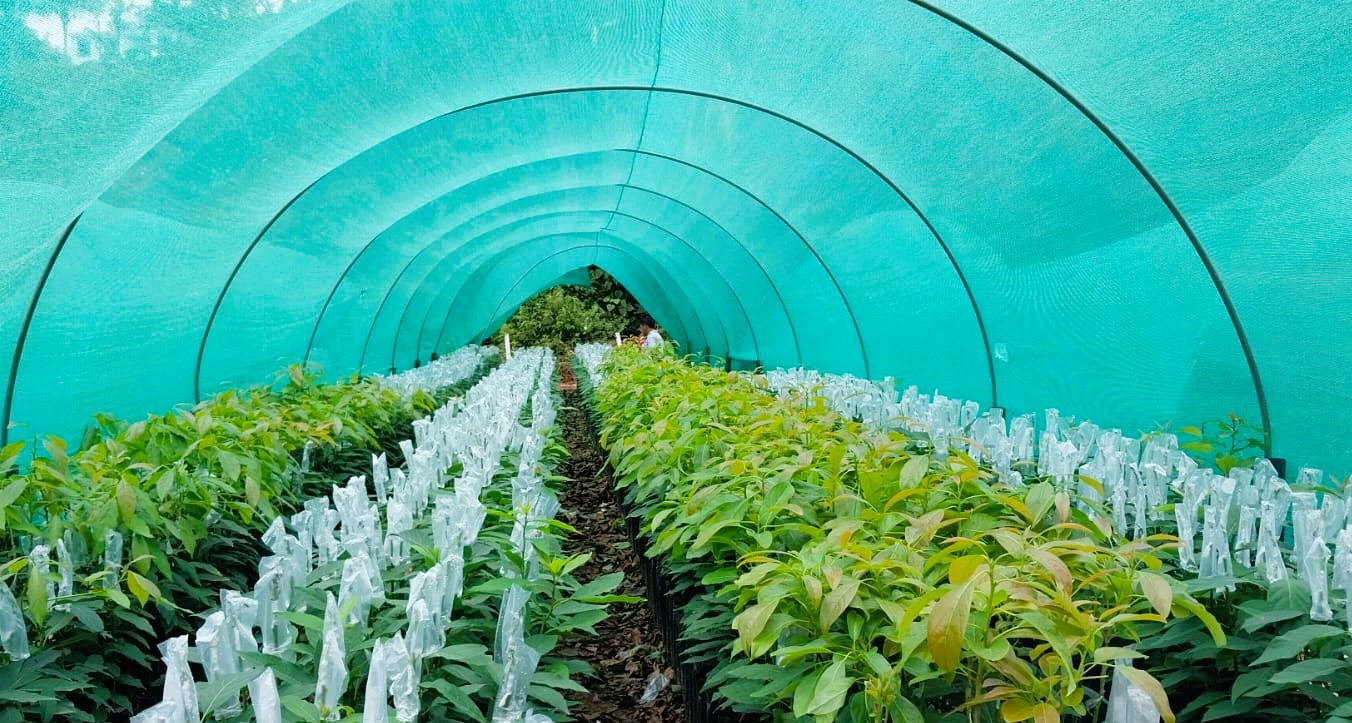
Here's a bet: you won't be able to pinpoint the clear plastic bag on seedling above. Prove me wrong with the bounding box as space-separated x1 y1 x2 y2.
1174 470 1207 572
491 625 540 721
387 632 420 723
490 585 539 723
196 612 242 718
334 477 368 539
398 439 414 463
301 440 317 474
441 552 465 620
1293 508 1334 620
413 418 432 451
249 668 283 723
339 554 379 626
372 453 390 506
363 637 390 723
1323 494 1346 543
129 701 182 723
638 670 670 704
221 590 259 655
321 508 343 566
159 635 202 723
262 517 288 552
408 565 447 627
255 568 295 656
291 509 315 563
1199 477 1236 586
315 593 348 721
258 556 294 611
1255 481 1293 583
0 579 30 660
1106 662 1160 723
54 539 73 611
1335 527 1352 632
385 498 413 566
405 598 443 661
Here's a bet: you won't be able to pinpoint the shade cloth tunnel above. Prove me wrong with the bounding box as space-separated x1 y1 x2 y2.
1 1 1348 472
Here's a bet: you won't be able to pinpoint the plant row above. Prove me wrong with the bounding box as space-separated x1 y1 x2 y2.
760 367 1352 721
131 347 632 722
577 347 1219 723
0 346 495 720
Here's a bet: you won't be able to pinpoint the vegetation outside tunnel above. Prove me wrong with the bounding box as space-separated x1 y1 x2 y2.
489 267 646 355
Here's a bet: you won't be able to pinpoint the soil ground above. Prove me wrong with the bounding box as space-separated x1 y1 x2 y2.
556 360 686 723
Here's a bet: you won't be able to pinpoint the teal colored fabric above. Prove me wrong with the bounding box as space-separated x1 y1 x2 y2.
0 1 1348 472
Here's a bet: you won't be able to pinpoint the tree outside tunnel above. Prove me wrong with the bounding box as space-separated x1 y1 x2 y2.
488 266 645 355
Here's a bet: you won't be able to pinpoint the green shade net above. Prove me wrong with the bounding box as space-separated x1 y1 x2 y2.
1 1 1348 472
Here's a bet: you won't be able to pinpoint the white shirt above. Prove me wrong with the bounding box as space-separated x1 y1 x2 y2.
643 329 665 349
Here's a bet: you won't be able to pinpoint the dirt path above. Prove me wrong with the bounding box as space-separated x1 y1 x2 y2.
556 364 686 723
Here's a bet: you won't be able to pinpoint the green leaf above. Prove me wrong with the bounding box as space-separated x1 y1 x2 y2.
734 600 779 656
1268 657 1348 685
115 479 136 523
195 669 258 719
1174 594 1227 646
126 571 160 606
818 576 860 633
1251 624 1344 665
804 659 853 717
217 450 241 482
900 455 928 489
26 564 47 627
1001 700 1058 723
1023 482 1055 525
890 695 926 723
1093 646 1147 664
927 578 975 672
1119 666 1175 723
424 678 485 722
0 478 28 510
1137 571 1173 617
792 667 823 718
280 695 322 722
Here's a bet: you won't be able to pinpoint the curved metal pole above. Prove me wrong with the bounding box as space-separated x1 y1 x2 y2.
1 214 83 446
468 242 698 357
417 214 742 365
906 0 1270 448
305 171 796 370
196 86 990 400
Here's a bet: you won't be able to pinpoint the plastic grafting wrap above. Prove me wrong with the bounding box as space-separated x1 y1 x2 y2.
1293 508 1334 621
1334 528 1352 632
102 529 125 591
0 579 30 661
27 545 53 617
386 632 420 723
249 668 284 723
254 567 295 655
221 590 260 656
373 453 391 507
130 702 182 723
159 635 202 723
195 612 242 718
1106 661 1161 723
407 564 449 630
54 538 73 611
339 549 383 627
491 585 540 723
315 593 348 721
1198 476 1236 586
362 638 391 723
